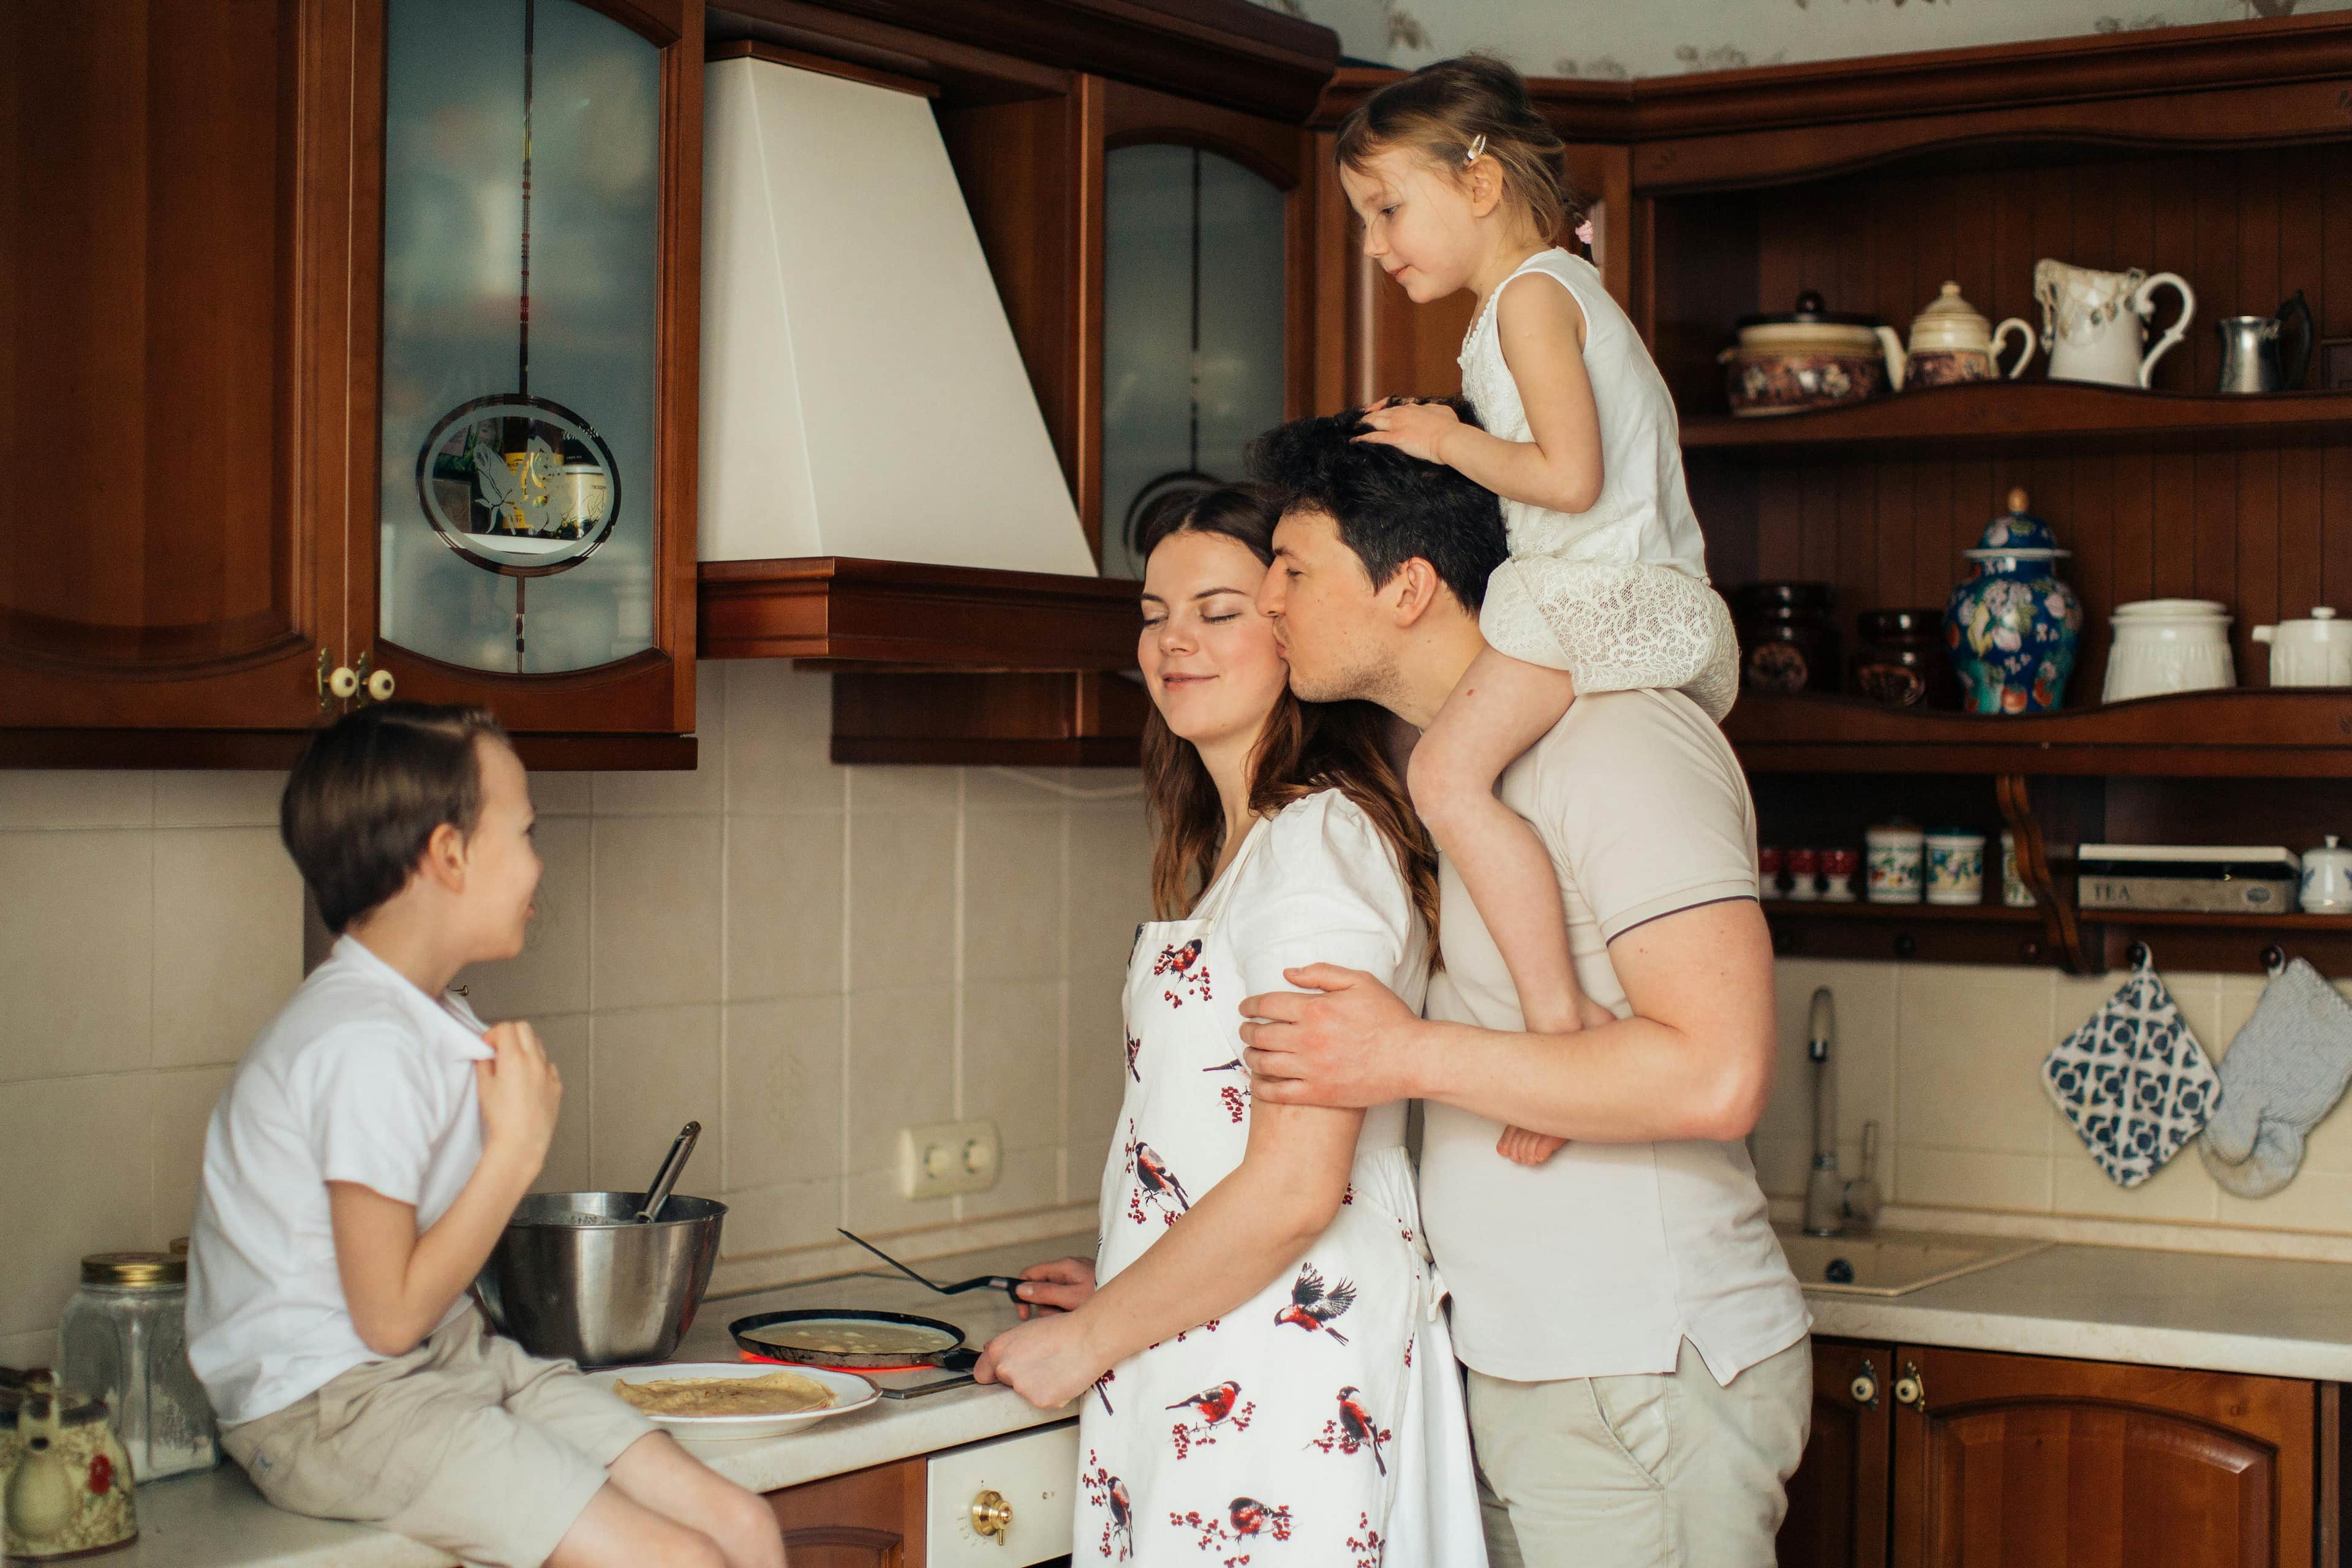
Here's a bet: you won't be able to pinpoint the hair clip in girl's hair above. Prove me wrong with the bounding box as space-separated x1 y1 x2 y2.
1463 134 1488 167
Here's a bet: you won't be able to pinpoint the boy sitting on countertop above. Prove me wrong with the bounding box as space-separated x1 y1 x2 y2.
186 703 784 1568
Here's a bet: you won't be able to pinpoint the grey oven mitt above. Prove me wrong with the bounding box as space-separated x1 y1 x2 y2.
2198 958 2352 1199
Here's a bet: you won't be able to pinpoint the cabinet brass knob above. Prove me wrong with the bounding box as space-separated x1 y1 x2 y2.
1893 1362 1925 1409
366 668 396 703
1850 1371 1879 1408
971 1489 1013 1541
326 665 360 700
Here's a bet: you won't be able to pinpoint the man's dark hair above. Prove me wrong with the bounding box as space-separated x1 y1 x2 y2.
281 702 510 933
1245 398 1509 609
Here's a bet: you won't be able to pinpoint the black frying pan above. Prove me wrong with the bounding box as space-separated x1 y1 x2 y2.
730 1308 979 1398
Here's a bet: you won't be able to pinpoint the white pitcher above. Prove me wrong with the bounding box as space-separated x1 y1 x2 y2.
2034 259 2195 389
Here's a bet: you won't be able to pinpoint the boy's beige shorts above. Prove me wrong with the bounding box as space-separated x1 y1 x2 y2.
221 1304 657 1568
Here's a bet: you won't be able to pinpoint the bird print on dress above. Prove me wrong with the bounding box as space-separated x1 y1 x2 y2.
1126 1035 1144 1080
1202 1058 1249 1123
1170 1497 1294 1564
1274 1265 1355 1345
1123 1129 1194 1226
1166 1379 1255 1459
1155 938 1212 1006
1310 1386 1390 1475
1080 1454 1134 1561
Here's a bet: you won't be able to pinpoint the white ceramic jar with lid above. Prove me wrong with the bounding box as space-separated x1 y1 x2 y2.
2252 607 2352 688
57 1253 217 1483
2302 836 2352 913
2101 598 2235 703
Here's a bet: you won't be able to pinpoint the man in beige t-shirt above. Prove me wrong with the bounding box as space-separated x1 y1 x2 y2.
1242 406 1811 1567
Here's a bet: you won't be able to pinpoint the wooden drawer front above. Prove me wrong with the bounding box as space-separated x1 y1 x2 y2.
1891 1346 2316 1568
927 1420 1081 1567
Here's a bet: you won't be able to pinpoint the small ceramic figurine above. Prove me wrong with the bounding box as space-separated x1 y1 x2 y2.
1945 488 2084 715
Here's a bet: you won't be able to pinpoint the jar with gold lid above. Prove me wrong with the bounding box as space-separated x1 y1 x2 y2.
57 1253 216 1483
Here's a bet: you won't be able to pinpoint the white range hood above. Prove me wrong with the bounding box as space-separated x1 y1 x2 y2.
698 55 1097 579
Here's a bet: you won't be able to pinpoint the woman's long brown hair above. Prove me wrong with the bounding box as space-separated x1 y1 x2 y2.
1138 485 1439 942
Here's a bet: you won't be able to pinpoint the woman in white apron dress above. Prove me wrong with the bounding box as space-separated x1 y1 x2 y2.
973 486 1484 1566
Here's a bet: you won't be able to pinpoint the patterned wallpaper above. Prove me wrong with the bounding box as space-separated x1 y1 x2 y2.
1259 0 2346 77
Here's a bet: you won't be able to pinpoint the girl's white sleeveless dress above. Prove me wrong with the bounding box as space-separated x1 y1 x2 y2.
1075 791 1485 1566
1461 246 1740 721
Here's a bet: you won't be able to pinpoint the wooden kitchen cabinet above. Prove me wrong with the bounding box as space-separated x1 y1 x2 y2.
768 1455 929 1567
1 0 703 766
1784 1338 2332 1568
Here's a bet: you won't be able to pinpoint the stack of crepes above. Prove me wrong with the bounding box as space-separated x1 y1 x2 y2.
613 1368 835 1416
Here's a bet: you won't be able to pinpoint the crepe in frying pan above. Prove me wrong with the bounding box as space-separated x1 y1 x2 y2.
614 1368 835 1417
749 1318 957 1357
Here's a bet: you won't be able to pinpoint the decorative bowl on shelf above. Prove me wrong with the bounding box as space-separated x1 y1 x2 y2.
1944 488 2083 715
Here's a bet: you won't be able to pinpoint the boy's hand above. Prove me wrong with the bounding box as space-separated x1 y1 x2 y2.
475 1020 561 1172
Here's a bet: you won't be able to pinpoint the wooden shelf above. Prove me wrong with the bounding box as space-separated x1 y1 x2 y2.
1724 689 2352 778
2079 908 2352 931
696 556 1140 669
1679 383 2352 458
1762 899 2039 923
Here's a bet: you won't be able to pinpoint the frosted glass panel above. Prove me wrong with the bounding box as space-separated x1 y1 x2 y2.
379 0 660 674
1101 145 1286 579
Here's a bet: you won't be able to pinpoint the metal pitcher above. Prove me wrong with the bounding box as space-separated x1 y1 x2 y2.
2215 290 2315 394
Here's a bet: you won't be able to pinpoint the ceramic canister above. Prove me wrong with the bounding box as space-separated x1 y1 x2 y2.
1720 292 1907 415
1945 488 2084 715
2252 607 2352 688
2101 598 2235 703
1926 829 1988 906
2302 835 2352 913
1866 824 1926 904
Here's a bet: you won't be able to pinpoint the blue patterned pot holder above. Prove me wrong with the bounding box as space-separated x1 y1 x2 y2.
2041 951 2222 1187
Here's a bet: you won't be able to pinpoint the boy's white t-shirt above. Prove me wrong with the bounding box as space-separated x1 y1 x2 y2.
186 935 496 1427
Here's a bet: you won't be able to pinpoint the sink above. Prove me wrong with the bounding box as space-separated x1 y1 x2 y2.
1774 1226 2050 1297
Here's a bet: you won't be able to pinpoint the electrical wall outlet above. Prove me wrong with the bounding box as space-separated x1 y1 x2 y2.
896 1119 1002 1200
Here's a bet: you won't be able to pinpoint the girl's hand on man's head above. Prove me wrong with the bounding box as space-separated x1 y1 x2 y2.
1352 398 1461 465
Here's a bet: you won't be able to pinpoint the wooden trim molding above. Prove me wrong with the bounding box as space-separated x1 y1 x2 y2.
705 37 938 96
697 556 1142 668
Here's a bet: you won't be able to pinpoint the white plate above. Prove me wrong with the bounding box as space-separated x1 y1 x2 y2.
605 1361 878 1441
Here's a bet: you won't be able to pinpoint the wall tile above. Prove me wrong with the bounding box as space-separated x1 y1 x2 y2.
725 996 846 1189
0 1075 157 1335
846 986 956 1174
724 665 842 814
459 816 593 1022
962 1145 1061 1220
152 828 304 1069
1068 801 1153 982
0 773 151 831
590 815 723 1010
1749 1136 1811 1200
965 811 1065 984
2051 1141 2219 1224
721 1177 845 1258
1895 1145 2052 1213
532 1013 594 1196
2214 973 2268 1051
846 1167 951 1237
528 771 596 817
850 765 964 815
725 813 846 1000
590 1005 722 1195
151 1066 234 1247
0 1330 53 1370
153 772 283 828
1066 968 1128 1159
848 814 957 994
2215 1167 2352 1231
964 980 1063 1153
964 767 1084 811
1896 964 2056 1156
0 830 153 1082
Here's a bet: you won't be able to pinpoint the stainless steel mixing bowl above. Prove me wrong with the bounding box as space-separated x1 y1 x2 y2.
476 1191 726 1366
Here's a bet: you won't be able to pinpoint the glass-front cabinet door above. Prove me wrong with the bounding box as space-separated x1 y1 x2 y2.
364 0 699 732
1096 86 1308 581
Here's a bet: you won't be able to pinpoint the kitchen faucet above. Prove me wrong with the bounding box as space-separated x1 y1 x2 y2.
1803 987 1883 1237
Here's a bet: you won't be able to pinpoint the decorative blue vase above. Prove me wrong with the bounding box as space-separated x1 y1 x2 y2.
1944 488 2084 715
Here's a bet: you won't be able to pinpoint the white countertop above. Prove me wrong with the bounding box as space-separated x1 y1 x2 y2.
126 1235 1089 1568
115 1231 2352 1567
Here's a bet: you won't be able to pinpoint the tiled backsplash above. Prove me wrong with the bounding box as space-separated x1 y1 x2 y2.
0 662 1149 1367
1757 957 2352 1238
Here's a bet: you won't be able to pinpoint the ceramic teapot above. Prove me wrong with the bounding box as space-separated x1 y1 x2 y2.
2034 259 2195 389
0 1370 138 1559
1905 281 2037 386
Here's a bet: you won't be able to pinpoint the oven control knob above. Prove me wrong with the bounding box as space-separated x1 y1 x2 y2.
971 1489 1014 1541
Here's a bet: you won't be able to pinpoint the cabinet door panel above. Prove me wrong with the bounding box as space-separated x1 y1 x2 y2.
1891 1346 2315 1568
1781 1338 1893 1568
769 1456 927 1568
0 0 354 728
